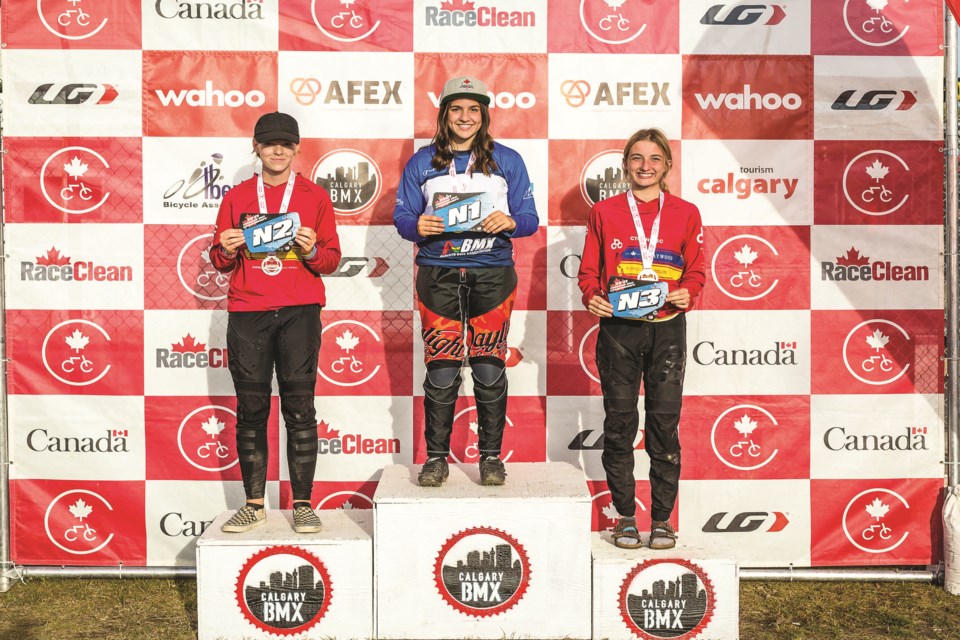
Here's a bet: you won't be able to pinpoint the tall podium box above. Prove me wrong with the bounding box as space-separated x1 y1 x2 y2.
592 532 740 640
374 462 592 639
196 509 373 640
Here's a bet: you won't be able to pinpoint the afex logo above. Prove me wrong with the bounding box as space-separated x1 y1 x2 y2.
154 81 265 108
710 235 780 302
156 334 227 368
821 247 928 282
831 89 916 111
155 0 264 20
693 340 798 366
559 80 669 108
700 3 785 25
311 149 382 215
40 147 111 215
22 247 133 283
710 405 779 471
842 488 910 553
44 489 115 555
702 511 789 533
178 406 237 472
290 78 401 106
29 83 118 105
425 0 535 28
842 150 910 217
317 421 400 456
694 84 801 111
842 319 910 386
28 428 129 454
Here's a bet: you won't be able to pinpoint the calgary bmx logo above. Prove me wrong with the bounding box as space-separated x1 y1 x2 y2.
318 320 382 387
40 147 111 215
618 559 715 640
310 149 382 217
177 234 229 302
711 234 780 302
580 150 631 206
235 546 333 636
842 150 910 217
178 405 238 472
710 404 779 471
434 527 530 617
312 0 381 42
44 489 115 555
843 0 909 47
842 488 910 553
579 0 646 45
449 406 515 464
37 0 109 40
842 319 910 386
41 319 111 387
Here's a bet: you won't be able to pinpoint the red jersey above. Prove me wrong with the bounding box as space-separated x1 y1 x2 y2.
577 191 705 320
211 173 341 312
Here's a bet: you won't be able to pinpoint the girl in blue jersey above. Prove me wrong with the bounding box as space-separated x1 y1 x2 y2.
394 75 538 486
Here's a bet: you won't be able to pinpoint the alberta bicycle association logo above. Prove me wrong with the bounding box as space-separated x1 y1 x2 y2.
40 146 111 215
235 545 333 636
618 559 715 640
434 527 531 617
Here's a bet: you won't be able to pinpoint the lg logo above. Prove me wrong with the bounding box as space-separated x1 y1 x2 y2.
29 83 118 105
702 511 789 533
831 90 917 111
700 4 786 26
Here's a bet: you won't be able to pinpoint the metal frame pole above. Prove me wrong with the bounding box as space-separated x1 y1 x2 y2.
0 89 11 593
946 8 959 489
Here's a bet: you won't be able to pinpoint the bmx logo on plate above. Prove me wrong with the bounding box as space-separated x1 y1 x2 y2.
618 558 715 640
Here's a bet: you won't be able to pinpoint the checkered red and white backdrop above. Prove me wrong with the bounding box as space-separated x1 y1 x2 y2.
0 0 946 568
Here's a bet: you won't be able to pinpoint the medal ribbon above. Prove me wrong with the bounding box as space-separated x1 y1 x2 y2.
257 171 296 215
626 189 665 281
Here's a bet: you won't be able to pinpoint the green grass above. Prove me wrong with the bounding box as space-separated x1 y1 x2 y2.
1 578 959 639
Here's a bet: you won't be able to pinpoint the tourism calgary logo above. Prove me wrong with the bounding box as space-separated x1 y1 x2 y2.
618 559 715 640
235 545 333 636
433 527 530 617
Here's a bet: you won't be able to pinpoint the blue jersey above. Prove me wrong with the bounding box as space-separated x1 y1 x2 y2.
393 142 538 267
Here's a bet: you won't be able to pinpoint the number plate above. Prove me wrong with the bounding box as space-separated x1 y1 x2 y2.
241 212 301 253
432 192 495 233
608 276 668 319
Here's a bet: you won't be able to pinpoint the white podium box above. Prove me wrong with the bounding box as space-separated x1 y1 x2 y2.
374 462 592 640
592 532 740 640
196 509 372 640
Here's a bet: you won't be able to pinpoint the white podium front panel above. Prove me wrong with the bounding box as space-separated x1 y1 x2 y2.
592 532 740 640
374 462 592 639
196 509 372 640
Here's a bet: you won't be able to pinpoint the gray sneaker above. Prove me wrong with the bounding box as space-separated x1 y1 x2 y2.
418 456 450 487
292 504 322 534
649 520 678 550
221 505 266 533
479 456 506 486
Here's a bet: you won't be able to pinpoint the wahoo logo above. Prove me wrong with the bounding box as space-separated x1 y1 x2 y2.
154 81 266 108
700 4 786 25
831 90 917 111
702 511 789 533
441 237 496 256
29 83 118 105
694 85 801 110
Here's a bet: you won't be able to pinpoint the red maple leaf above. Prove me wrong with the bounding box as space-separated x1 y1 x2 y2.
442 0 476 11
172 334 206 353
317 421 341 439
36 247 71 266
836 247 870 267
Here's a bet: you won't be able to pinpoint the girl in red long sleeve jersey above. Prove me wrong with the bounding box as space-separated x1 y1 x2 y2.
577 128 705 550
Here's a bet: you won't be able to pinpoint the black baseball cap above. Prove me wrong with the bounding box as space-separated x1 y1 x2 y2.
253 111 300 144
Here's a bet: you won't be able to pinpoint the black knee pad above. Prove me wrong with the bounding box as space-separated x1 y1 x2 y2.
424 361 462 405
605 394 640 415
470 357 506 402
648 450 681 467
279 391 316 428
236 391 271 427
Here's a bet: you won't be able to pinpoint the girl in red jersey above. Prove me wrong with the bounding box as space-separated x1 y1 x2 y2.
211 112 341 534
578 128 705 550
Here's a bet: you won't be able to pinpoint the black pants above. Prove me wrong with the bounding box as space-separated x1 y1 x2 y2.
416 265 517 459
596 314 686 522
227 305 321 502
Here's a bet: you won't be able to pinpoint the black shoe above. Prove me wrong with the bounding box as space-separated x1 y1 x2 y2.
418 456 449 487
479 455 506 486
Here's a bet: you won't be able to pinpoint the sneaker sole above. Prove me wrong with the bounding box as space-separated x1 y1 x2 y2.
221 517 266 534
480 475 505 486
418 475 448 487
649 539 677 550
294 524 322 534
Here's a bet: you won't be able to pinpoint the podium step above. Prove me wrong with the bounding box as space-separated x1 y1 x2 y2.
196 509 372 640
374 462 592 639
592 532 740 640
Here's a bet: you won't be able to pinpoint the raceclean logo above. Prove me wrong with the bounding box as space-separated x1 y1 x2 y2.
618 559 715 640
559 80 670 108
29 83 118 105
700 3 786 25
27 428 129 453
425 0 535 27
156 334 227 368
831 90 916 111
317 421 400 455
820 247 929 282
694 84 801 110
154 81 265 107
692 340 797 366
22 247 133 282
155 0 264 20
702 511 789 533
